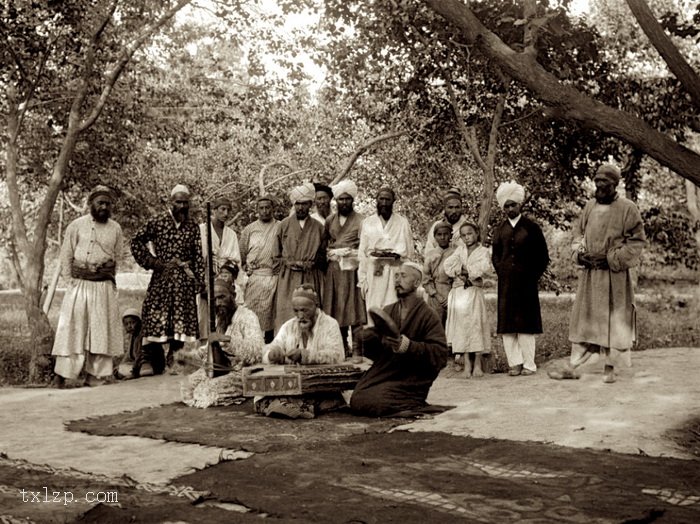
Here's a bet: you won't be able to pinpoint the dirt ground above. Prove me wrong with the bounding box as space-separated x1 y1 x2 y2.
0 347 698 523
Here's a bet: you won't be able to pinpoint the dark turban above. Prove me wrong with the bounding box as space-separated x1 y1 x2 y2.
313 182 333 197
88 185 114 203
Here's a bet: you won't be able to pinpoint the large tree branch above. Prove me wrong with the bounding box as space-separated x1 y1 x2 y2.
422 0 700 185
330 130 409 185
259 162 294 195
626 0 700 113
79 0 192 131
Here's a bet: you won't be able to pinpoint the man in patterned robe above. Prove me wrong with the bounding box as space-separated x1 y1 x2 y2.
274 183 327 332
51 185 125 387
322 179 366 359
240 195 279 343
131 184 205 365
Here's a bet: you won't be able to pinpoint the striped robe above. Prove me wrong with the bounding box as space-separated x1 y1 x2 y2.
239 219 279 332
322 211 366 328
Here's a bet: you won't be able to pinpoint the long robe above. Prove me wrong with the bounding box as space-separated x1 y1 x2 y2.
350 294 448 417
444 244 492 354
52 215 124 367
569 197 646 349
131 212 205 342
240 219 279 332
423 214 469 260
491 216 549 334
322 211 366 328
274 216 327 332
422 246 455 324
357 213 414 322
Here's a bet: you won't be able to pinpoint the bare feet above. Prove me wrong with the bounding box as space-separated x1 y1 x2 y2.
453 354 464 372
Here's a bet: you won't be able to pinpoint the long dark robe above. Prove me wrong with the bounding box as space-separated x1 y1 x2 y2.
322 211 366 328
350 295 448 417
274 215 327 332
131 212 205 341
491 215 549 334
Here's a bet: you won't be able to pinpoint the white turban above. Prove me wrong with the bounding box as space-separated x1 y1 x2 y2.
496 181 525 208
289 182 315 204
331 179 358 200
171 184 190 197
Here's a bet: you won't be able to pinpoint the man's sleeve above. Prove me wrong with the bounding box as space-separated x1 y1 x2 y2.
404 310 448 371
571 205 587 264
607 203 647 272
231 310 264 366
239 226 249 270
262 323 287 364
491 227 502 274
192 224 205 288
59 221 78 280
131 219 158 270
531 222 550 278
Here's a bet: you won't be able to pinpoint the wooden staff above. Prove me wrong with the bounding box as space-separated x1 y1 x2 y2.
205 201 231 378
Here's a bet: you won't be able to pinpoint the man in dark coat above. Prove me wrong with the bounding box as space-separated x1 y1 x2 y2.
350 262 449 417
491 181 549 376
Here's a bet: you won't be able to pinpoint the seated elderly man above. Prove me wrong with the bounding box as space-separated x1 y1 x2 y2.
255 284 345 418
350 262 449 417
181 278 264 408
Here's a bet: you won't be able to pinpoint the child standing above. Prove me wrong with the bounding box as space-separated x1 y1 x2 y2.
444 223 492 377
422 221 455 326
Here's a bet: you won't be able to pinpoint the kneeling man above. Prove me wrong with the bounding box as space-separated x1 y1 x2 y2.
263 284 345 366
256 284 345 418
182 278 264 408
351 262 449 417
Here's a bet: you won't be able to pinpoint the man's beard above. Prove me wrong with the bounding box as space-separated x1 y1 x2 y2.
395 286 413 298
595 190 615 204
173 208 189 222
445 212 461 224
377 204 392 218
90 208 110 223
338 204 352 216
215 305 234 332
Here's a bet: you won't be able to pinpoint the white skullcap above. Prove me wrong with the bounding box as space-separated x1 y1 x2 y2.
496 181 525 208
171 184 190 197
289 182 315 204
331 179 358 200
122 308 141 320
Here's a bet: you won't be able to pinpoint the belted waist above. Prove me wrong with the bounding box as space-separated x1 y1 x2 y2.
71 262 116 283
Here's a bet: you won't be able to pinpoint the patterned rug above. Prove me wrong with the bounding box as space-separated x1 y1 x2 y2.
66 400 447 453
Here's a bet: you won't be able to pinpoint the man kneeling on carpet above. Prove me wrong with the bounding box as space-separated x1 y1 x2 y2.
350 262 449 417
181 278 264 408
255 284 346 418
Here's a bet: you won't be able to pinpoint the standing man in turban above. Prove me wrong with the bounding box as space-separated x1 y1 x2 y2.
198 195 241 342
52 185 125 387
492 181 549 376
351 262 449 417
311 182 333 225
322 179 366 359
240 195 280 343
423 188 468 259
274 182 327 331
358 187 414 323
550 164 646 383
131 184 205 366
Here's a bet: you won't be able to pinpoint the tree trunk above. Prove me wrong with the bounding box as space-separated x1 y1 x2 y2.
685 180 700 302
422 0 700 186
24 262 54 384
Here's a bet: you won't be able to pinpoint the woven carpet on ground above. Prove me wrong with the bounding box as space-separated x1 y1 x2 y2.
65 400 451 453
172 431 700 523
